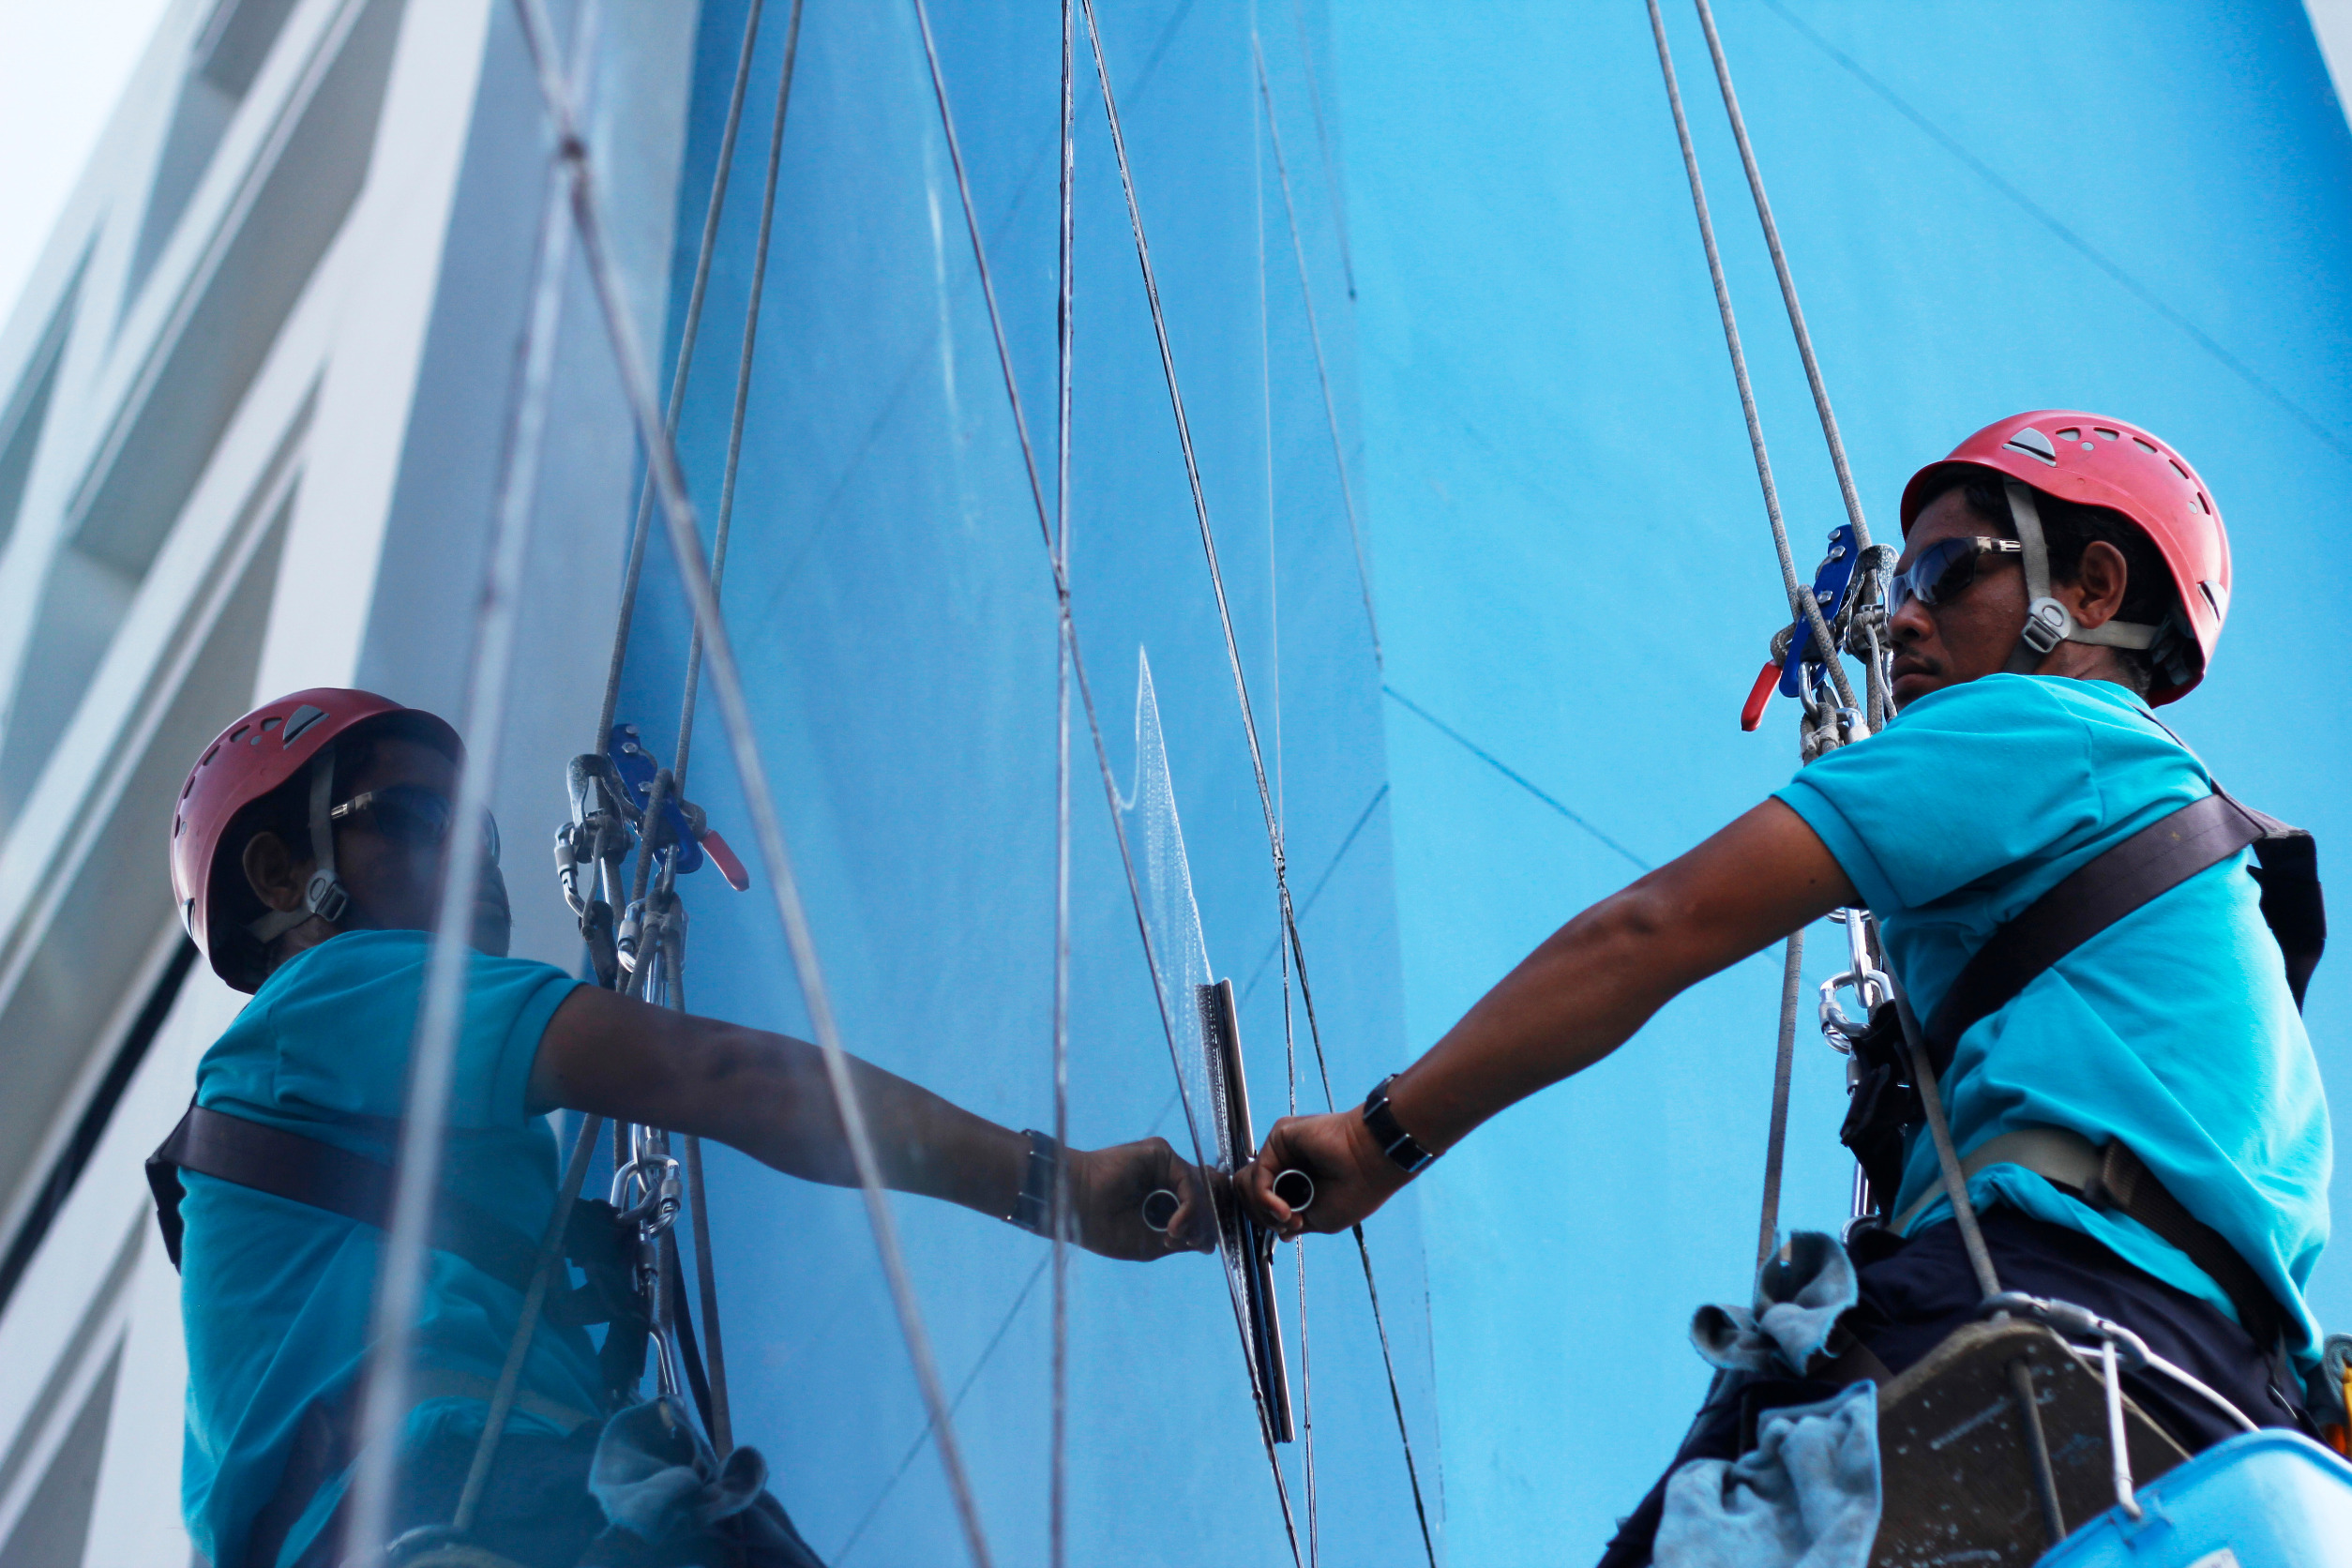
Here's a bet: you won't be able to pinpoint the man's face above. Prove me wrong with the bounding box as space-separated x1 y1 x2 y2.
1887 489 2028 709
331 735 512 956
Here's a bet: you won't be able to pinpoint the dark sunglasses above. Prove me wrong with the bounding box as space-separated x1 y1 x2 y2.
330 784 501 865
1887 535 2024 617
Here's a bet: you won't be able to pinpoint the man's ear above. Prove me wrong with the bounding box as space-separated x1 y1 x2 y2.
243 831 309 914
2066 538 2131 630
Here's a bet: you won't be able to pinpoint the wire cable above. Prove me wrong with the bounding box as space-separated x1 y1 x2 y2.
596 0 772 751
506 2 996 1560
1754 931 1802 1269
1082 6 1435 1557
1686 0 1873 556
1642 0 1854 713
344 9 599 1551
1048 0 1078 1559
909 6 1303 1556
1252 33 1380 670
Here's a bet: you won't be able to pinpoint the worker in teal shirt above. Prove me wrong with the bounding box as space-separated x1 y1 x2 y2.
163 692 1215 1568
1236 412 2332 1565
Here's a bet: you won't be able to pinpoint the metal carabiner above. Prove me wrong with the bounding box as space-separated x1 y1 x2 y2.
1817 909 1890 1049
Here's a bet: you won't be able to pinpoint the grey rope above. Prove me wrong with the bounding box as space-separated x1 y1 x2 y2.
1686 0 1873 559
1048 0 1077 1559
1642 0 1853 713
596 0 771 751
343 6 597 1550
910 7 1301 1557
1082 4 1435 1558
1754 930 1802 1270
1284 0 1355 301
454 1114 605 1533
672 0 805 794
1252 32 1379 668
505 2 997 1560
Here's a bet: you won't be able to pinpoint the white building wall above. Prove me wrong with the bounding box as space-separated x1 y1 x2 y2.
0 1 701 1560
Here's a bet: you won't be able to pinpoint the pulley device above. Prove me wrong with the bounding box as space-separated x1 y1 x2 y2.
555 724 748 988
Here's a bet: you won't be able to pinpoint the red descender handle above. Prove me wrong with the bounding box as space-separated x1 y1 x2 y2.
1740 659 1781 732
701 829 751 892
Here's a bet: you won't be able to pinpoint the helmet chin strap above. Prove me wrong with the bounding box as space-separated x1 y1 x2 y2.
248 750 353 943
2002 479 2162 672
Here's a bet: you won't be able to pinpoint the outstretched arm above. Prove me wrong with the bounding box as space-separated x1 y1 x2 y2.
529 992 1207 1259
1239 798 1854 1236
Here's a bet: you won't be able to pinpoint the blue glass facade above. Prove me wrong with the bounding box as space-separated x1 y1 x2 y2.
612 1 2352 1561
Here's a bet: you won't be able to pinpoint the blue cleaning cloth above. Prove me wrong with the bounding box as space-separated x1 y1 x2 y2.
1691 1232 1859 1377
1654 1382 1880 1568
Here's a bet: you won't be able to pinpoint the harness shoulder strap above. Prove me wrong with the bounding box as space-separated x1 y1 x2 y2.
149 1103 543 1295
1921 790 2319 1079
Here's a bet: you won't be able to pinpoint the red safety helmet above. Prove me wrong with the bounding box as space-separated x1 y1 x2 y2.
171 687 461 990
1898 411 2230 704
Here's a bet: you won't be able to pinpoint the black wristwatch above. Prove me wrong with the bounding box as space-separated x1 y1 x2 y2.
1007 1129 1063 1237
1363 1076 1437 1175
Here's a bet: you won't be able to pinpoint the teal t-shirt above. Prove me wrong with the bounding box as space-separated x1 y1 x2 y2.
179 929 595 1568
1774 674 2329 1362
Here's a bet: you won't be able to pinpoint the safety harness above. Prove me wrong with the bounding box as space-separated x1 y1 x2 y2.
1839 782 2325 1350
146 1105 654 1401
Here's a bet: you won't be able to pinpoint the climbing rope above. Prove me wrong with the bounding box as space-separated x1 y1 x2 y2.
910 7 1305 1560
1080 5 1438 1558
505 0 1001 1560
341 8 603 1556
1252 33 1380 669
1049 0 1078 1560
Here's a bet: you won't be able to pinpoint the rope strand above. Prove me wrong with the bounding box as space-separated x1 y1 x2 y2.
507 2 995 1558
1642 0 1854 712
343 8 597 1548
596 0 771 751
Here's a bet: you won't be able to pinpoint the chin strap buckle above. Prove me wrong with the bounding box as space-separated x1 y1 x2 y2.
2019 596 2074 656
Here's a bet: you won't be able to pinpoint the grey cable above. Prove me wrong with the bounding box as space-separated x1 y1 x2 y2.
596 0 771 753
1641 0 1854 712
1686 0 1873 556
683 1132 732 1454
343 8 597 1549
1755 929 1802 1270
1048 0 1077 1560
1252 33 1379 668
505 3 996 1560
453 1113 605 1533
1083 5 1433 1557
1285 0 1355 301
908 8 1302 1555
672 0 805 795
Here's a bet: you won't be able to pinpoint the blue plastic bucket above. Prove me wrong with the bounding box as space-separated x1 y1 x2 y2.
2035 1428 2352 1566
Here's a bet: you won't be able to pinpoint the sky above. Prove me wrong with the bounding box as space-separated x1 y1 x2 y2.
0 0 174 328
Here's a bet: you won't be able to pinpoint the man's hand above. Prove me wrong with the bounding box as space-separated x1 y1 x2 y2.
1068 1137 1215 1259
1236 1109 1410 1240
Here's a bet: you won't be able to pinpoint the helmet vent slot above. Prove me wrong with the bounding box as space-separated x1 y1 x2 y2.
2003 427 2058 464
280 705 327 746
2133 436 2159 454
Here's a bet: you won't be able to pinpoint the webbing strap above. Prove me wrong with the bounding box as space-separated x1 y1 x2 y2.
1922 792 2265 1078
151 1104 552 1298
1892 1124 2288 1350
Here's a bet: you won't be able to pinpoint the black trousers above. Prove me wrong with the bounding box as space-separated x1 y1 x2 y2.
1594 1209 2309 1568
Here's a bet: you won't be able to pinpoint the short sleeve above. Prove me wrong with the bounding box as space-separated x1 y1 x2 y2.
251 931 582 1133
1772 676 2103 915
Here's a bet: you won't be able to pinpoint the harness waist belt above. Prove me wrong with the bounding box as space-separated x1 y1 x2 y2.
1892 1126 2288 1349
150 1104 550 1297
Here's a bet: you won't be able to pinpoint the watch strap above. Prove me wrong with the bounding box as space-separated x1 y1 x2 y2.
1363 1076 1436 1175
1008 1129 1062 1237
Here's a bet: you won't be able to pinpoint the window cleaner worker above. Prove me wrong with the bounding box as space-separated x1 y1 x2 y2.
159 689 1212 1568
1238 412 2330 1562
